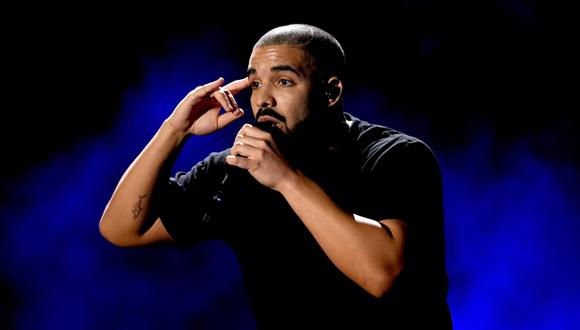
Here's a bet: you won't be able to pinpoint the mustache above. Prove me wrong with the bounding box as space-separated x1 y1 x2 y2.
256 107 286 123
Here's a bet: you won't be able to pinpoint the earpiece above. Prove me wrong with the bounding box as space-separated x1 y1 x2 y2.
325 86 339 100
322 77 342 106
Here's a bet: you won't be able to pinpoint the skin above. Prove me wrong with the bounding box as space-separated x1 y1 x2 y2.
99 45 407 298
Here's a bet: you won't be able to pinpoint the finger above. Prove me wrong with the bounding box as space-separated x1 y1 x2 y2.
220 87 239 111
218 87 234 110
234 134 270 150
231 141 264 160
225 154 252 170
223 78 251 95
196 77 225 98
217 108 244 129
238 124 275 141
231 141 251 158
239 124 283 155
211 88 235 112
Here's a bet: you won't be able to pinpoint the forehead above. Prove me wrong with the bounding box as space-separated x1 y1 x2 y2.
248 45 312 73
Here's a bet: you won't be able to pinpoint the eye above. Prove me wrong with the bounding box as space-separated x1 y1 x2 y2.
278 79 294 87
251 81 261 89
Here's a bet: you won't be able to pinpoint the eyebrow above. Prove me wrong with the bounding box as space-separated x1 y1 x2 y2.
247 65 302 77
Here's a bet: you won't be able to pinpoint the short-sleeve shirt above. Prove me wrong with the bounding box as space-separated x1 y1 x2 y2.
159 113 452 329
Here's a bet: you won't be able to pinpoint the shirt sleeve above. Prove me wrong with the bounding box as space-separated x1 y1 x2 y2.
362 139 444 227
157 151 228 246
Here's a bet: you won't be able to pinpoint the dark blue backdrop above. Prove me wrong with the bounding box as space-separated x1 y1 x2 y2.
2 2 578 329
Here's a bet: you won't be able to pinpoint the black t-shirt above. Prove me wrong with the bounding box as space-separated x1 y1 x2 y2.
159 113 452 329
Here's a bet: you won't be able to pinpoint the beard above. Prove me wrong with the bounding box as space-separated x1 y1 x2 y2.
254 107 348 170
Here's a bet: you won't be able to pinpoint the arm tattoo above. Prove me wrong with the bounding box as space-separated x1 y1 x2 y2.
132 194 148 220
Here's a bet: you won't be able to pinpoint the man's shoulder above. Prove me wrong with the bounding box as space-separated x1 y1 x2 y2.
344 112 430 156
171 149 230 185
343 113 441 180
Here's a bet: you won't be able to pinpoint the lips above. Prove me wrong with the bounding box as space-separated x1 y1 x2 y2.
257 115 285 133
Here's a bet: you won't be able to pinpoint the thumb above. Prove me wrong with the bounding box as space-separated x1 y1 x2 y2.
217 108 245 130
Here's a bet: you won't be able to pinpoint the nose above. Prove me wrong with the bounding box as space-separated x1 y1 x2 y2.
253 84 276 109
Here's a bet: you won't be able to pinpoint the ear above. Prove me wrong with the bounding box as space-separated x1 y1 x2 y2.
325 76 343 107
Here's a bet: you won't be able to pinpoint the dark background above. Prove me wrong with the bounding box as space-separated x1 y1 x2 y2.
1 1 579 329
3 1 577 180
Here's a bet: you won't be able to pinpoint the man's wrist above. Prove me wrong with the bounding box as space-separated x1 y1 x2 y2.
277 169 306 196
161 119 190 144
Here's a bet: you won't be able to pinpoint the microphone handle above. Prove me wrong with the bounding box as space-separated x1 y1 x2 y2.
202 121 281 223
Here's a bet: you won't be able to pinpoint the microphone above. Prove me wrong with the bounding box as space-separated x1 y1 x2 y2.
201 121 283 223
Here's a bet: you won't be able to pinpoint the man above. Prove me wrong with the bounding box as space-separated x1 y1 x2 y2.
100 24 452 329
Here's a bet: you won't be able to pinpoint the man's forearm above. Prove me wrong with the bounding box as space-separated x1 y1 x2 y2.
99 120 188 246
278 172 406 298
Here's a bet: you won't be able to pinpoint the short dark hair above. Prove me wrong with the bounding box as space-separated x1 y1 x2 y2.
253 24 345 81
